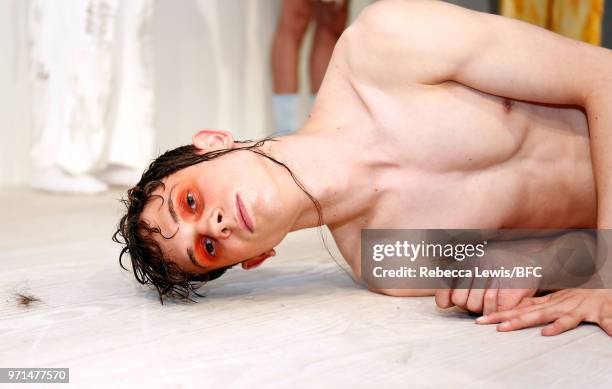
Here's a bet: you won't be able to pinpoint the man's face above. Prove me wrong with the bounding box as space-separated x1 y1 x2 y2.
140 136 290 275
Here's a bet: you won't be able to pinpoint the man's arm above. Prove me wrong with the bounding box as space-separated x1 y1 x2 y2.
368 287 435 297
351 0 612 226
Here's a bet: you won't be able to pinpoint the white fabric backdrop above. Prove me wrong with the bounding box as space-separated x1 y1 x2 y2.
0 0 374 187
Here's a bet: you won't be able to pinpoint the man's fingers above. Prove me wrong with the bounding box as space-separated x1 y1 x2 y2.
495 306 562 332
476 299 557 324
477 289 612 336
516 298 535 309
483 288 498 315
435 289 453 308
451 288 470 309
601 318 612 337
541 314 582 336
516 294 551 309
436 287 472 310
497 289 536 312
466 288 485 313
496 289 522 312
476 308 521 325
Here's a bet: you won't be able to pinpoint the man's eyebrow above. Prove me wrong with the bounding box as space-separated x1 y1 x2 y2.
168 185 179 224
187 247 208 270
164 185 207 271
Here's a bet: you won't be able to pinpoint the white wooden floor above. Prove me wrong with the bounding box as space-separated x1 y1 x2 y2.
0 188 610 388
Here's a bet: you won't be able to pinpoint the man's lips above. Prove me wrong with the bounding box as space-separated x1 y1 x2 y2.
236 194 254 233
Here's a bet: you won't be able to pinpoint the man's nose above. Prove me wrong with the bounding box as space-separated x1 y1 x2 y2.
200 207 231 239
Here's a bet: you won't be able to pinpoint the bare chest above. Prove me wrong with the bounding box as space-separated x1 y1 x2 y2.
327 81 596 272
362 81 589 171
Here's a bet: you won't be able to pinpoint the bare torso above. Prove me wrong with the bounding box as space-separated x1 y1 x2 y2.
305 20 597 278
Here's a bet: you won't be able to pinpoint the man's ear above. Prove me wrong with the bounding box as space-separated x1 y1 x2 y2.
241 249 276 270
192 129 235 152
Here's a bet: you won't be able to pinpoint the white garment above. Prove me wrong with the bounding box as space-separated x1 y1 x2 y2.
28 0 154 177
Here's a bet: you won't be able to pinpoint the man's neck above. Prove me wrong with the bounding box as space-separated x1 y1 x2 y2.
249 128 379 231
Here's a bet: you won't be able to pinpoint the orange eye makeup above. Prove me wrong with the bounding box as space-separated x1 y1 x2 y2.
195 236 222 263
177 187 202 216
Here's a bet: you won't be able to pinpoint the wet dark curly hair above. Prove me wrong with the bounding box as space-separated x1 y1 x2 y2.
112 137 323 304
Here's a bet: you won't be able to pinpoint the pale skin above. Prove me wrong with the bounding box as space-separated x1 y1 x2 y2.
142 0 612 336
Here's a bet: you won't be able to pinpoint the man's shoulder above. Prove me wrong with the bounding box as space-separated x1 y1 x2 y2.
350 0 462 38
339 1 430 86
342 0 483 87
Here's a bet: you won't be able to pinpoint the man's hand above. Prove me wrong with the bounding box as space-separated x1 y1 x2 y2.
436 287 536 315
475 289 612 336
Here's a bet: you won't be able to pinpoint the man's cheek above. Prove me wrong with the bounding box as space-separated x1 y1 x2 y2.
228 245 257 265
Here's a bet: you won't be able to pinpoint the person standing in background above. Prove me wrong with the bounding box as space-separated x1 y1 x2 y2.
500 0 604 45
28 0 155 194
270 0 350 135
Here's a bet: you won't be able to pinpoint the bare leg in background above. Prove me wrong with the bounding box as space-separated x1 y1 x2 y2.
309 0 348 92
270 0 349 134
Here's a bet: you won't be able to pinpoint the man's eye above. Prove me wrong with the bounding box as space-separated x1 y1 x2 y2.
186 192 196 211
203 237 216 257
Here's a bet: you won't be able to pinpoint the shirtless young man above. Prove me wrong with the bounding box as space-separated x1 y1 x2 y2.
115 0 612 336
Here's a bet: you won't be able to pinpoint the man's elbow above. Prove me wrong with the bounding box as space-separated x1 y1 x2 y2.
583 54 612 107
